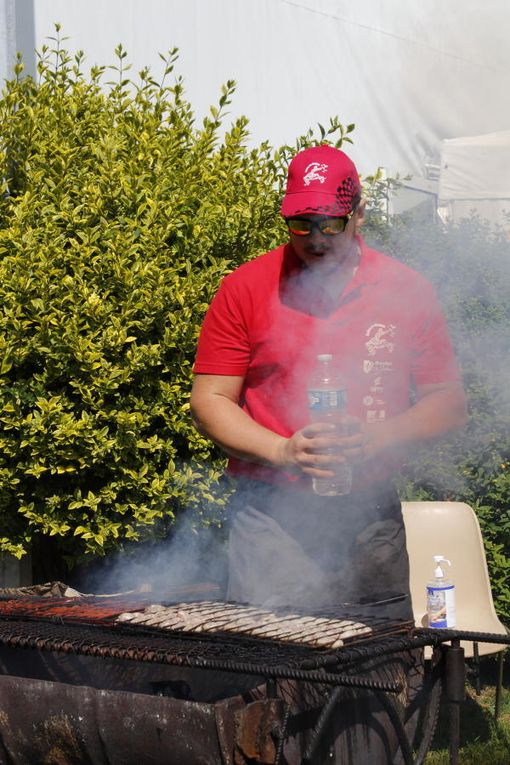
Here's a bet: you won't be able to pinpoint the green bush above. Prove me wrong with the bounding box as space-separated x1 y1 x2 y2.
0 31 353 560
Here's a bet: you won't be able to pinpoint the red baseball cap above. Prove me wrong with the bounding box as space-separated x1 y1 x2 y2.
280 145 361 218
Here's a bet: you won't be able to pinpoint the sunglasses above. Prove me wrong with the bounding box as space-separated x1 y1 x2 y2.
285 213 353 237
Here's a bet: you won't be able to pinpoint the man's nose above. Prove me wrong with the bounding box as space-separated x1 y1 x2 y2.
309 228 327 241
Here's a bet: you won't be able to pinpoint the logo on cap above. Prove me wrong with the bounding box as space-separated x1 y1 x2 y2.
303 162 328 186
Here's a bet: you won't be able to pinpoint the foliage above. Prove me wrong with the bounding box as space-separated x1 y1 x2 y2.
0 29 353 560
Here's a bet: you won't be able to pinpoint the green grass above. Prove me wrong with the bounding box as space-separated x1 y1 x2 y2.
424 655 510 764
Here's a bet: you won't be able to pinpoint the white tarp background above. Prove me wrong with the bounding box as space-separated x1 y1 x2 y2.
1 0 509 185
0 0 15 88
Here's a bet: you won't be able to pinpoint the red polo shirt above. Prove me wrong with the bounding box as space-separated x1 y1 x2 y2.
193 236 460 489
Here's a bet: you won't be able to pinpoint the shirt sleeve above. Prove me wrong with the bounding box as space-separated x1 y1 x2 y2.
193 274 251 376
410 282 461 385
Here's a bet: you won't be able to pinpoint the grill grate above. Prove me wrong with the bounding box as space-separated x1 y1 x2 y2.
116 600 412 650
0 616 322 667
0 593 414 690
0 617 406 692
0 595 150 624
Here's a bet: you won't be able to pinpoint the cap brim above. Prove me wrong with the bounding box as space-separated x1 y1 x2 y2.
280 191 354 218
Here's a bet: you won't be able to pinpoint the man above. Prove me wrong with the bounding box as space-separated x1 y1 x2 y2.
191 144 467 615
191 144 466 762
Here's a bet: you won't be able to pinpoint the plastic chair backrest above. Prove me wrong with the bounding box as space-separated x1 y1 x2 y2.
402 501 507 657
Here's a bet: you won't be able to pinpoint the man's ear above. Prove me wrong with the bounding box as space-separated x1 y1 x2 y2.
354 199 366 229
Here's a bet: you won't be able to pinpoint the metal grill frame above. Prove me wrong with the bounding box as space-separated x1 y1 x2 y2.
0 595 508 764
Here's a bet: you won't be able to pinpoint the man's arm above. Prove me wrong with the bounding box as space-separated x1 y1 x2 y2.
191 374 283 465
190 373 352 477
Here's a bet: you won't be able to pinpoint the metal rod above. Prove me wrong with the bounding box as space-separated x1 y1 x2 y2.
189 658 404 692
300 628 510 673
416 628 510 646
411 661 443 765
494 648 505 721
299 634 441 670
449 702 460 765
444 640 465 765
300 687 343 763
473 641 481 695
274 703 291 765
374 691 414 765
266 677 277 698
0 628 403 691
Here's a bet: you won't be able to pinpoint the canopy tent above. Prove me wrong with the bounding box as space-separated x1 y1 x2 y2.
438 131 510 225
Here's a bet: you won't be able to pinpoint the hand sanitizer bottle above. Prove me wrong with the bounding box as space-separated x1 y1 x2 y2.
426 555 456 628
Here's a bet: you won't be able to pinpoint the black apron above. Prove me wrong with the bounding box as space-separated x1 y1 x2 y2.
227 478 413 621
227 478 422 763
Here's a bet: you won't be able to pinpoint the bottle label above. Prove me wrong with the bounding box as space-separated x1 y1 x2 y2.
426 584 456 628
308 389 346 411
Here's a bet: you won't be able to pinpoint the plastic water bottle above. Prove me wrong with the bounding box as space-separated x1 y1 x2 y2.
307 353 352 496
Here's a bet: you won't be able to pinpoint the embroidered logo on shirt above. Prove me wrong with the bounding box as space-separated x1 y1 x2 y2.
365 323 396 356
363 395 386 406
367 409 386 422
363 360 393 374
370 376 384 394
303 162 328 186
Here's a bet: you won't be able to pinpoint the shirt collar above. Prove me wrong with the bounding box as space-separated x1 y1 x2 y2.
348 234 380 289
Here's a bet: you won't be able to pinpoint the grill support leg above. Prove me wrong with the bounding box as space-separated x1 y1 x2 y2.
472 641 481 695
444 640 466 765
267 678 277 699
375 691 414 765
300 686 343 764
264 678 290 765
494 649 505 721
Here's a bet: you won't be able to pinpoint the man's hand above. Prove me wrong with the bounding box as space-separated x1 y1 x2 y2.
276 417 364 477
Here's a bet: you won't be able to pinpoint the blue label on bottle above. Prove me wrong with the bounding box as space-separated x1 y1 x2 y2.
308 389 346 411
427 584 456 629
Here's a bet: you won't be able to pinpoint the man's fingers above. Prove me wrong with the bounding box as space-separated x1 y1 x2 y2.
283 422 371 475
301 422 338 438
301 465 337 477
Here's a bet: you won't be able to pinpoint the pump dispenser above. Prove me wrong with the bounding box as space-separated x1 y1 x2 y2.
426 555 456 628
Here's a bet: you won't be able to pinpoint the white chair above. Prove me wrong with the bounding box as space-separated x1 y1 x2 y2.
402 501 508 715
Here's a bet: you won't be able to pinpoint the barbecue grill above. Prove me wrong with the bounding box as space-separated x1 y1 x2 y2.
0 585 507 764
